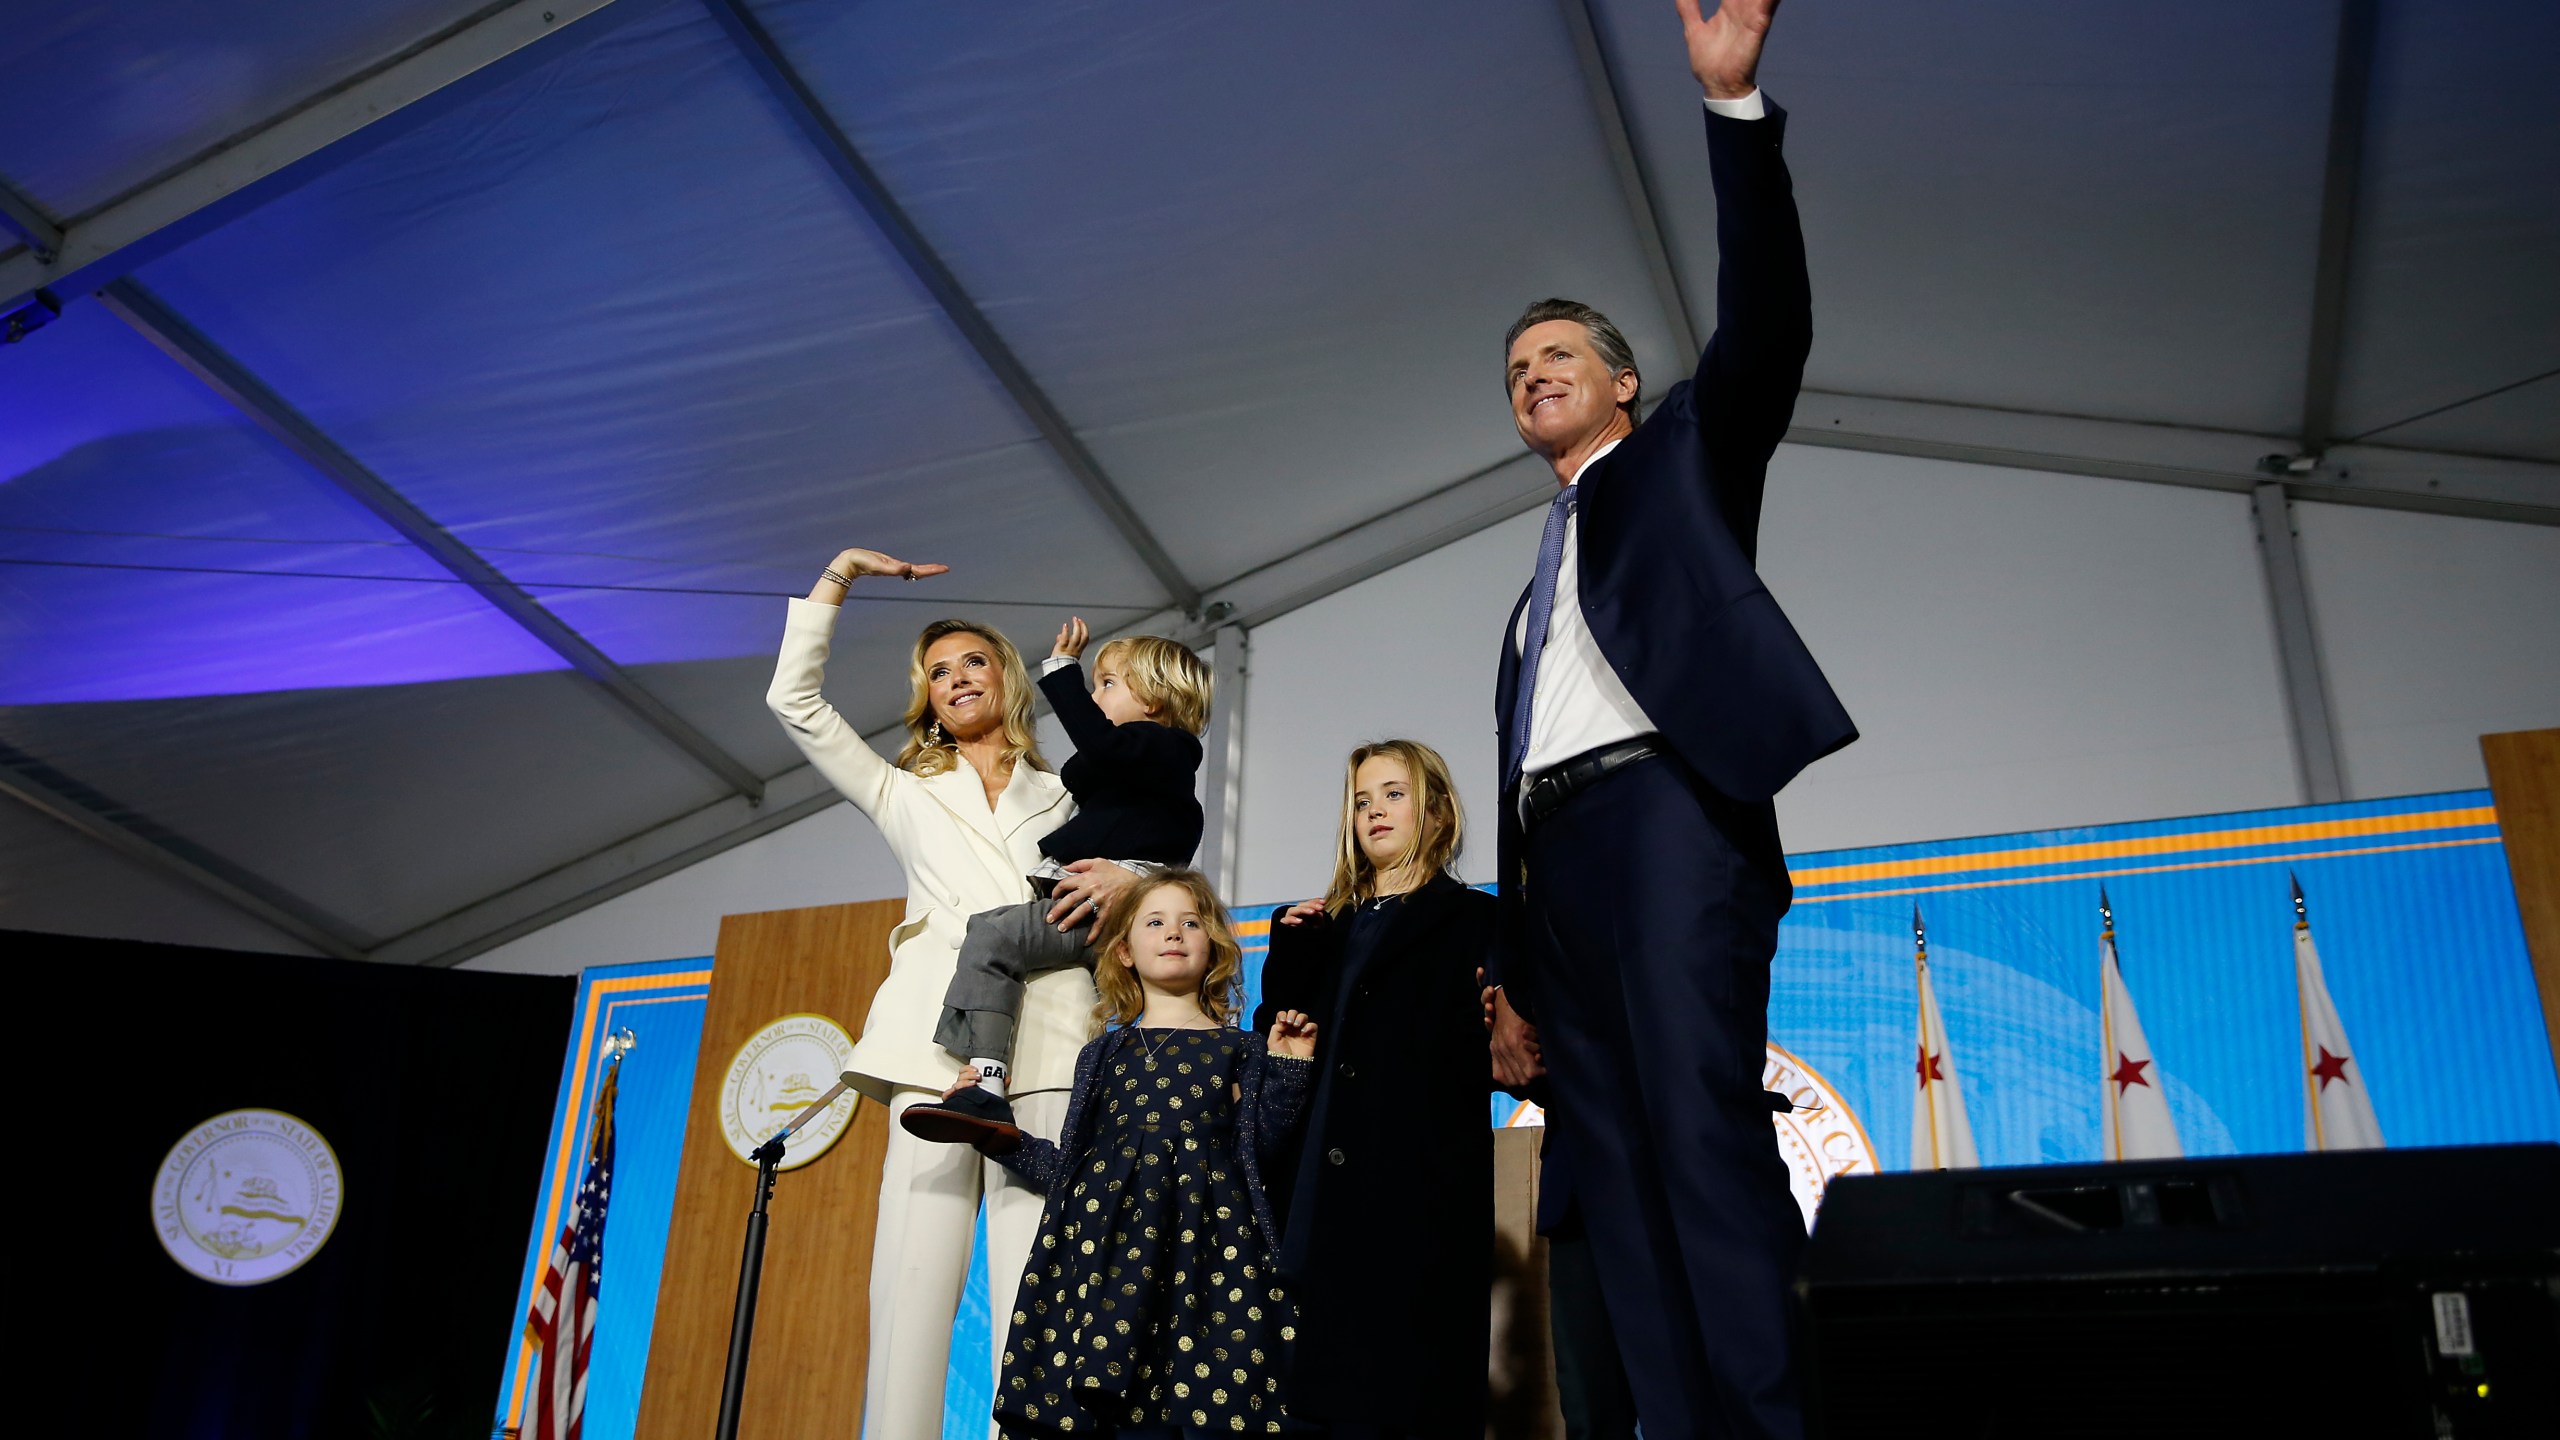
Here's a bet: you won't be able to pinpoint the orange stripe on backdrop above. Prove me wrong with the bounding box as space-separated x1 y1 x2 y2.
1795 836 2501 905
1786 806 2495 888
506 970 712 1430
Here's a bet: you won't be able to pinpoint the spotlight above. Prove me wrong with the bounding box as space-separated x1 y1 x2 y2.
4 287 61 343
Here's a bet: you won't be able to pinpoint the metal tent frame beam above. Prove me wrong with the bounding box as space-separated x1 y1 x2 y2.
2297 0 2380 456
702 0 1203 616
0 0 633 311
98 279 769 802
2 740 374 960
1559 0 1701 362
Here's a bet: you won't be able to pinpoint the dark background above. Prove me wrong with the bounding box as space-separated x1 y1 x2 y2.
28 931 574 1440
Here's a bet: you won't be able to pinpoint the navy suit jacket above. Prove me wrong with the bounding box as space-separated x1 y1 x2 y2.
1489 103 1855 996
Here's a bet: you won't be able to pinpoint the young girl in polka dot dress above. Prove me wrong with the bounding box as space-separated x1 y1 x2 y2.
947 866 1318 1437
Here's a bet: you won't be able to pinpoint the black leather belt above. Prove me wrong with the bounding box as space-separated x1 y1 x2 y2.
1518 737 1662 830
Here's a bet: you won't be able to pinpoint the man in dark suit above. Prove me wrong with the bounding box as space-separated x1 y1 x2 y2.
1482 3 1853 1436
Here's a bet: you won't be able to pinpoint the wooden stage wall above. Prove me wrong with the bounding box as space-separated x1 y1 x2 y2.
2484 728 2560 1090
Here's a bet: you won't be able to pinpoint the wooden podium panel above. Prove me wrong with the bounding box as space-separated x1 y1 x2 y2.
2484 728 2560 1088
1488 1125 1563 1440
634 900 903 1440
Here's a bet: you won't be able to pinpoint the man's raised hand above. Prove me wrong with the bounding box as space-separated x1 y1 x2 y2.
1676 0 1778 102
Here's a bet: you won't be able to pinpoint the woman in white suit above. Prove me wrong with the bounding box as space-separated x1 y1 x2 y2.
767 545 1135 1438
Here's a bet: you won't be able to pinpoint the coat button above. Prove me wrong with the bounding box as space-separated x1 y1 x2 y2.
1337 1061 1357 1079
1326 1147 1347 1166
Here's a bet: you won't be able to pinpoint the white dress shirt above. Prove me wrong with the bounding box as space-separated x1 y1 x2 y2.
1514 438 1662 778
1510 91 1763 782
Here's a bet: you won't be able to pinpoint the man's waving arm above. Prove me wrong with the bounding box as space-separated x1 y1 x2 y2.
1677 0 1812 500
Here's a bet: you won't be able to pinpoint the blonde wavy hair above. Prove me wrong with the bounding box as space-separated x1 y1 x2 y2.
1094 635 1214 736
894 619 1047 777
1322 739 1463 916
1090 868 1244 1035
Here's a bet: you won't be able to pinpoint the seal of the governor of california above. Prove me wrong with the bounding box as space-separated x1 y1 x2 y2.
152 1108 344 1285
1503 1044 1877 1231
721 1012 860 1170
1765 1042 1879 1230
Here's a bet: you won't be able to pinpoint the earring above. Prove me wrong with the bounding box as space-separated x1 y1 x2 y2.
927 720 945 748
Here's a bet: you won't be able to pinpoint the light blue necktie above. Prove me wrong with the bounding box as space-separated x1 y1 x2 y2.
1505 483 1577 792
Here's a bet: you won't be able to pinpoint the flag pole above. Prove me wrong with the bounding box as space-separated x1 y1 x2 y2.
2292 873 2326 1149
2099 888 2118 1161
1914 906 1938 1171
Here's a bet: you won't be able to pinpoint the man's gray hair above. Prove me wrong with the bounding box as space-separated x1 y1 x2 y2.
1504 298 1642 423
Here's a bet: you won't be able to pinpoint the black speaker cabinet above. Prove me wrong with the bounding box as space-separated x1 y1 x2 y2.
1797 1144 2559 1438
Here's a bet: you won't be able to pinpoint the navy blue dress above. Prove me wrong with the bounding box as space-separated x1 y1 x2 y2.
992 1026 1312 1436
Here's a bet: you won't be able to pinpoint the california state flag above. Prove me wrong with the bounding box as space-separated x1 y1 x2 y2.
1910 909 1979 1170
2295 879 2384 1150
2099 893 2182 1160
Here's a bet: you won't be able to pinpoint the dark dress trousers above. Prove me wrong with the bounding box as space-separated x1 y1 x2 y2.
1489 104 1854 1440
1253 875 1496 1439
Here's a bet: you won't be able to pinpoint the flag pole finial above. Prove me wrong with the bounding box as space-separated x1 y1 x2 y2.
2290 873 2308 928
1912 904 1927 959
2099 886 2115 938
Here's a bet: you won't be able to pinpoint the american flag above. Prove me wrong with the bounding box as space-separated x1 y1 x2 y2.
527 1054 621 1440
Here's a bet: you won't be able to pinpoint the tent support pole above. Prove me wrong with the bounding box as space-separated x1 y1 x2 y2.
2252 482 2347 805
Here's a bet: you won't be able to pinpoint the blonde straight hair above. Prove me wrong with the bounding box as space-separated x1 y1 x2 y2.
1321 739 1463 916
1090 868 1245 1036
1093 635 1213 736
893 619 1047 777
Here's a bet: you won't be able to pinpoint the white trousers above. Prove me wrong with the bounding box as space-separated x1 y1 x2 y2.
862 1086 1065 1440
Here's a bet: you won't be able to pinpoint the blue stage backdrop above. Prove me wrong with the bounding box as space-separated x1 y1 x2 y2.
495 957 713 1440
501 790 2559 1440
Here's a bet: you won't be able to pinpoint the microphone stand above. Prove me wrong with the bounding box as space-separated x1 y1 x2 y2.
711 1071 858 1440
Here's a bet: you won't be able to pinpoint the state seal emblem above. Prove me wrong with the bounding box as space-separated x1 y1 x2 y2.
721 1013 859 1169
1764 1042 1878 1231
152 1108 343 1285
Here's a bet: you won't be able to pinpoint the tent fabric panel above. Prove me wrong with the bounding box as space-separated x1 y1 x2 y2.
752 0 1673 585
0 300 568 705
0 796 316 954
2293 501 2560 799
0 0 490 221
0 670 732 940
117 0 1162 671
1597 0 2337 436
2328 1 2560 460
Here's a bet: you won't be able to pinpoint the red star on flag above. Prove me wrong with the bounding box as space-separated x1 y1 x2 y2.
1916 1046 1945 1088
2310 1046 2353 1090
2110 1053 2152 1094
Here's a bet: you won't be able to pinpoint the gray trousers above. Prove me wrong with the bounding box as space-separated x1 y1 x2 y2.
934 897 1097 1063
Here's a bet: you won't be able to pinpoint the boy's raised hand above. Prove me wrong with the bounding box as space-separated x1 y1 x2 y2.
1051 616 1090 661
1267 1009 1319 1059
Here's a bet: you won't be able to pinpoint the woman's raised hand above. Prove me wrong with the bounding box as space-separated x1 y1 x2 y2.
1267 1010 1319 1060
1051 616 1090 661
834 547 948 581
1275 899 1325 928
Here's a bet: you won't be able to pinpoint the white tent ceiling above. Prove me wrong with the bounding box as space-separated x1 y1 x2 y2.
3 0 2554 963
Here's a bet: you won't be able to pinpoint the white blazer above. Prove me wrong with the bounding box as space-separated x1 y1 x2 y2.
766 598 1094 1100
